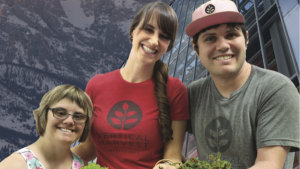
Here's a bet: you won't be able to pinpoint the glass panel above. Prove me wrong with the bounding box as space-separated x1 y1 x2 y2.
168 56 177 77
183 45 197 85
162 51 171 65
171 0 179 10
174 45 188 81
262 29 275 68
187 0 197 21
283 1 299 65
248 50 264 68
195 58 208 80
257 0 265 16
180 0 197 49
174 0 183 16
278 0 298 16
248 23 258 41
265 42 278 71
246 30 260 61
262 25 271 43
240 1 256 28
167 42 180 66
177 0 189 33
168 46 179 76
172 0 184 53
176 0 190 51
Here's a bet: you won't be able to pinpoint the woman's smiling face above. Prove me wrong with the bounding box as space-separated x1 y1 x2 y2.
44 98 86 145
131 14 170 66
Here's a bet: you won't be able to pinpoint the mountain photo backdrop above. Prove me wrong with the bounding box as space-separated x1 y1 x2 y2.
0 0 169 160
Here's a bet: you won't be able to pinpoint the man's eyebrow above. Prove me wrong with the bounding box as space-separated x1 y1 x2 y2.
201 32 216 37
226 26 239 32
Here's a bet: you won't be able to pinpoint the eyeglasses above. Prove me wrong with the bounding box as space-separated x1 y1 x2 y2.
48 107 88 124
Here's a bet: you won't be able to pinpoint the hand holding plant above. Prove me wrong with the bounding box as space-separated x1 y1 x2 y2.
82 153 230 169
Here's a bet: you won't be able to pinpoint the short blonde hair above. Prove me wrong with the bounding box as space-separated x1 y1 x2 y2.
33 84 93 142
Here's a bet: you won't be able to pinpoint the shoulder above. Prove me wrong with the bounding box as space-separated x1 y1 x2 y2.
250 65 299 105
166 76 190 120
166 76 187 94
86 69 120 92
187 76 210 91
167 76 184 87
252 65 291 83
251 65 296 90
166 76 188 101
0 153 27 169
88 69 120 82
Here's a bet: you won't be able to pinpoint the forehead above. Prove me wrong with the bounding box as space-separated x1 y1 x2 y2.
50 98 84 111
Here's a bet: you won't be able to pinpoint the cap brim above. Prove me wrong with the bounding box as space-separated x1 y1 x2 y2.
186 11 244 37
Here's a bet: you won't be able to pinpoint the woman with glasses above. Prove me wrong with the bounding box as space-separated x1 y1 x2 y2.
72 1 189 169
0 84 93 169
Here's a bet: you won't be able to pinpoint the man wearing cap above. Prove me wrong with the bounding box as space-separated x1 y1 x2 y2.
186 0 299 168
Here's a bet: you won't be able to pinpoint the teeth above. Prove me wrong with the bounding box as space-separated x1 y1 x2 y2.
143 45 155 54
60 128 72 133
216 55 232 60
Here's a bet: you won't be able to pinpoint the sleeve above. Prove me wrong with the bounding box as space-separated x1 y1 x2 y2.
167 76 190 121
256 74 300 151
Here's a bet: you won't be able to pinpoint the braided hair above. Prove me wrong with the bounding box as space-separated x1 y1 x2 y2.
129 1 178 143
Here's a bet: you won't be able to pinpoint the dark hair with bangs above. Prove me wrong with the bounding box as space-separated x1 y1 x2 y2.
129 1 178 51
193 23 247 54
129 2 178 143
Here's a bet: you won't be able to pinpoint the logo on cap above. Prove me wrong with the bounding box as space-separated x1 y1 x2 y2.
205 4 215 14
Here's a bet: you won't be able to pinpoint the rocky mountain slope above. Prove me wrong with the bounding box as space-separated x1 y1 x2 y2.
0 0 169 160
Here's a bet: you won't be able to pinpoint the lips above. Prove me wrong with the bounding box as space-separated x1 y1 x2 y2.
58 127 74 133
142 44 157 54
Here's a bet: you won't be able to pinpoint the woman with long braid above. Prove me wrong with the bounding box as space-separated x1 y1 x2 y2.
73 2 189 169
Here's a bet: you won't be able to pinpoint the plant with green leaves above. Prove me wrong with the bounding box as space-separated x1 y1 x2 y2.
82 153 230 169
178 152 231 169
82 162 109 169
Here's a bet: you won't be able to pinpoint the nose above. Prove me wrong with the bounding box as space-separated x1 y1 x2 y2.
216 37 230 52
63 115 75 125
149 33 159 46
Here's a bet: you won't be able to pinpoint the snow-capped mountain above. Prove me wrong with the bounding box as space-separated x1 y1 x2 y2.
0 0 170 160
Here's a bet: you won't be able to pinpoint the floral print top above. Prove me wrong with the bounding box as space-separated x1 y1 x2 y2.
17 147 84 169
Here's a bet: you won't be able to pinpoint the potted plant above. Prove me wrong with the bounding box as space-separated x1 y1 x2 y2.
82 153 231 169
178 152 231 169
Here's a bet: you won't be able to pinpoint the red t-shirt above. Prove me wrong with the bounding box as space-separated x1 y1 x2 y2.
86 69 189 169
